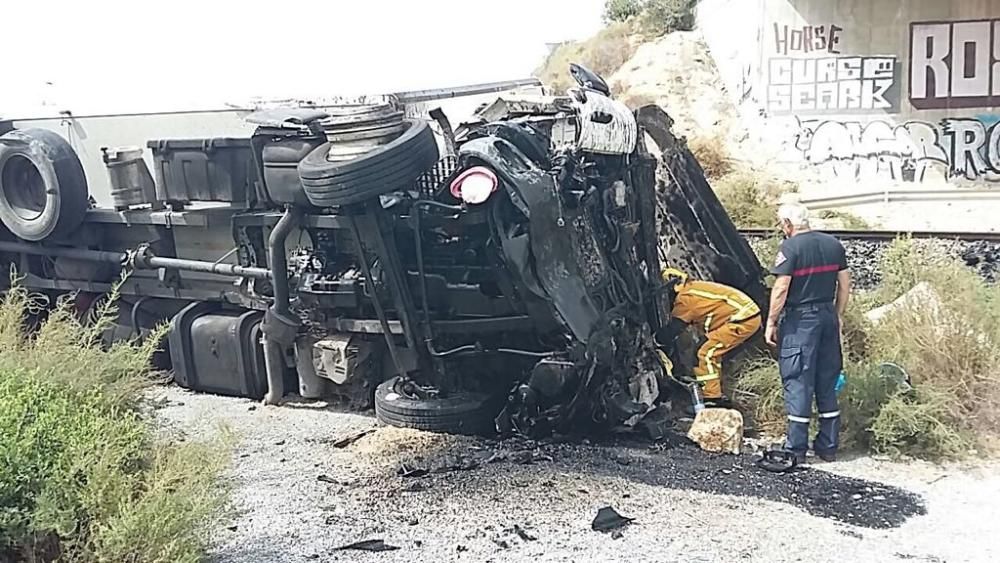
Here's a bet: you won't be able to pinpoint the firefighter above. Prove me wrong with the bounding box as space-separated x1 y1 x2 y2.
661 267 762 406
766 202 851 463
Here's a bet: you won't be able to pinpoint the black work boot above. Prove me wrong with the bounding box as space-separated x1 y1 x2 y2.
703 396 733 409
815 450 837 462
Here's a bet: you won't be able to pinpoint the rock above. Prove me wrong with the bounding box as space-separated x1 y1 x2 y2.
687 408 743 454
865 282 942 326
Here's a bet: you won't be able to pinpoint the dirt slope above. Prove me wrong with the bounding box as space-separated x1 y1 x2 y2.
610 31 741 143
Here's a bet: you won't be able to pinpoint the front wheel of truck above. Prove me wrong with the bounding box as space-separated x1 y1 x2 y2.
374 377 498 435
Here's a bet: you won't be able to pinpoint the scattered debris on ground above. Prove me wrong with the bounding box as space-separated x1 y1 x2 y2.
150 388 1000 563
334 539 400 552
338 427 925 530
591 506 635 532
329 428 377 448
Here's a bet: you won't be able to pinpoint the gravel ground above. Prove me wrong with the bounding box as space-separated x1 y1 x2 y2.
152 386 1000 563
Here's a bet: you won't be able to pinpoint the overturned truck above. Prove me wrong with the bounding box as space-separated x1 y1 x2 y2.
0 65 765 436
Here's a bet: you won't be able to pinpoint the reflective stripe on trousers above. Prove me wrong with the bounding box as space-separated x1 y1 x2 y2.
778 303 843 455
692 315 761 399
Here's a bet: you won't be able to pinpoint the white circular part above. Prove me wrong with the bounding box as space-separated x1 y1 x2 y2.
458 173 496 204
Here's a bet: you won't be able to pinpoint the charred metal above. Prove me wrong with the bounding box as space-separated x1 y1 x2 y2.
0 66 765 437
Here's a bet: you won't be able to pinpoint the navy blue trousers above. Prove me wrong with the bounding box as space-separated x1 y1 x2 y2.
778 302 842 455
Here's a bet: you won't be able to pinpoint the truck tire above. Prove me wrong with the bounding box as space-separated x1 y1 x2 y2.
298 120 438 207
0 129 89 242
374 377 496 435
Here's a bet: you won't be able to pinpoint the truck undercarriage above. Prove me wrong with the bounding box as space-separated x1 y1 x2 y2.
0 65 766 437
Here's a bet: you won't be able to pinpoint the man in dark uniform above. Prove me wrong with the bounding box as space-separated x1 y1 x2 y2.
765 203 851 463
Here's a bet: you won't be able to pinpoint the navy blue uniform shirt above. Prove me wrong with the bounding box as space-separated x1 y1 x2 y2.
770 231 847 307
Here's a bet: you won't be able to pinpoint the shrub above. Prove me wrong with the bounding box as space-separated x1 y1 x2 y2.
602 0 697 36
604 0 642 22
637 0 698 38
817 209 870 230
868 387 970 458
713 170 782 228
733 356 784 434
749 233 782 272
535 22 638 94
0 280 227 562
688 133 733 179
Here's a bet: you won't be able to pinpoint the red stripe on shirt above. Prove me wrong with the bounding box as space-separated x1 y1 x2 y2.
792 264 841 277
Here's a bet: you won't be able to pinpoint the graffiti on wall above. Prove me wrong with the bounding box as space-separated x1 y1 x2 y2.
794 116 1000 182
768 56 899 114
773 23 843 55
910 19 1000 110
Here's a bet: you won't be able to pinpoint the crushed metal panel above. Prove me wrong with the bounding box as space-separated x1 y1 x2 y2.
569 89 637 155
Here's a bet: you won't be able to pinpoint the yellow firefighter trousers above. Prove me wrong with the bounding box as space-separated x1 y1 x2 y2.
672 280 761 399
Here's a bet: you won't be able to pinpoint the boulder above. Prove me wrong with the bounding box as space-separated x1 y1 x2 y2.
865 282 942 326
687 408 743 454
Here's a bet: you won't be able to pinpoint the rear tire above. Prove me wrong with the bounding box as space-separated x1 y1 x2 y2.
0 129 89 241
374 377 498 435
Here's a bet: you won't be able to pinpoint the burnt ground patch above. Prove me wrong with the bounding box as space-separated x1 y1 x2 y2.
387 433 926 530
591 439 927 529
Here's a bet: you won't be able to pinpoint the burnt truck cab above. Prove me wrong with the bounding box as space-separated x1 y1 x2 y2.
0 66 765 437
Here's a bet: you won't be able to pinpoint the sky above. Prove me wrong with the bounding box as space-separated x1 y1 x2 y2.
1 0 605 118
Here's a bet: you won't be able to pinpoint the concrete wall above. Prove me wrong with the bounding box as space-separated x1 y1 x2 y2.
699 0 1000 189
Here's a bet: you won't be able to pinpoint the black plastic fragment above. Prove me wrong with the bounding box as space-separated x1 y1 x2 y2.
591 506 634 532
398 463 429 478
514 524 538 541
755 449 800 474
334 539 400 552
330 428 375 448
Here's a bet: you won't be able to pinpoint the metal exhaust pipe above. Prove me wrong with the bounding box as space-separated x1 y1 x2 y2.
262 206 302 405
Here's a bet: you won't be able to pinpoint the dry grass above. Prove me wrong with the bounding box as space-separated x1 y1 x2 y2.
688 133 734 179
713 170 792 229
817 209 871 230
535 22 639 94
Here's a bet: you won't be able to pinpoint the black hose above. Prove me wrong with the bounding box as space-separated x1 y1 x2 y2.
130 296 151 339
414 200 463 213
428 341 555 359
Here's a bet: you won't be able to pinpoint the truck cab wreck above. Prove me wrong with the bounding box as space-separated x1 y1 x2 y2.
0 65 765 437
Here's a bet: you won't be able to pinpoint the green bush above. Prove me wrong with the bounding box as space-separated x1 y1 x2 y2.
604 0 642 22
0 280 227 562
868 387 970 458
637 0 698 38
603 0 697 36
